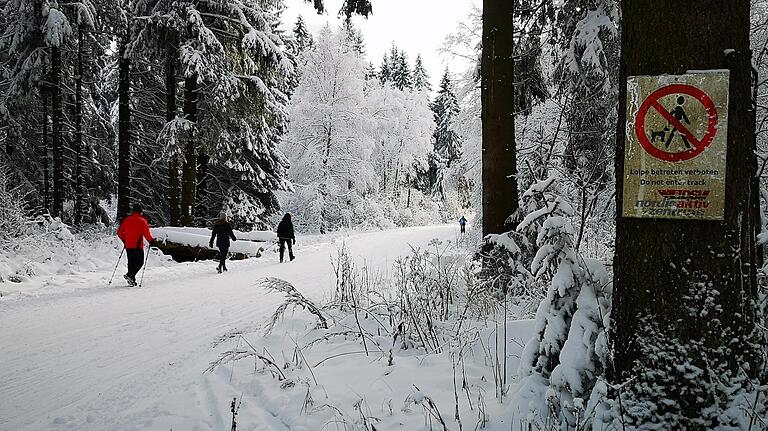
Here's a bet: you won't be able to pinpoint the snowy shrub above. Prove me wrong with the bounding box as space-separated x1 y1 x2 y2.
509 175 613 430
609 285 767 430
473 177 568 319
330 242 372 308
0 165 30 240
0 215 112 285
390 240 468 353
389 190 443 228
351 194 396 231
473 232 539 319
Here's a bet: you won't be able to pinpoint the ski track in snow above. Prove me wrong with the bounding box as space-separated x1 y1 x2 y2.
0 225 458 430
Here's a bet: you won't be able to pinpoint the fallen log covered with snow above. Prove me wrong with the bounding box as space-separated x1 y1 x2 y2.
150 227 276 263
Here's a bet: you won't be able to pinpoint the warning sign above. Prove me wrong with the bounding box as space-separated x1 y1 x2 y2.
623 71 729 220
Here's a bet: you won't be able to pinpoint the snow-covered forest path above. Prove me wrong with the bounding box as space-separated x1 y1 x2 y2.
0 225 458 430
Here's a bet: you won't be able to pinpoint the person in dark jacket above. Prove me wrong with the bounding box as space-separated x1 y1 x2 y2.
117 203 154 286
209 211 237 273
459 215 467 235
276 213 295 263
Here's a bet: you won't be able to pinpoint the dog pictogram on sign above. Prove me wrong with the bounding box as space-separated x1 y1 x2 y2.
635 84 719 163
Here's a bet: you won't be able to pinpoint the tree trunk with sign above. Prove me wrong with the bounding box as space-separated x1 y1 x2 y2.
613 0 764 426
481 0 518 236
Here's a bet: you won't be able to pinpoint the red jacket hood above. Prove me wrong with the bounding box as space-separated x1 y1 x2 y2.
117 212 154 249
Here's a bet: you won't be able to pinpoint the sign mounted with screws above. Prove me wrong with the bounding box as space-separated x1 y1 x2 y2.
623 71 729 220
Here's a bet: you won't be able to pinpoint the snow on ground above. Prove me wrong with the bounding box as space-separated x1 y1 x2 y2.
0 224 530 430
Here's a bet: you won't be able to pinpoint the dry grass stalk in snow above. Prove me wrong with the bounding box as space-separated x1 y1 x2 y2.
259 277 328 333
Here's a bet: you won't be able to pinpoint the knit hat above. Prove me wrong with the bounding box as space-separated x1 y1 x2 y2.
218 211 229 222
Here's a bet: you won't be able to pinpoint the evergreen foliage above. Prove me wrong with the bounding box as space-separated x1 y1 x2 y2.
378 51 391 84
429 69 462 200
412 54 430 92
304 0 371 18
341 17 365 55
0 0 295 228
390 46 411 91
292 15 313 54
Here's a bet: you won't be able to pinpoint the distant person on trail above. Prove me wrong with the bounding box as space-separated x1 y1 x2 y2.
117 203 154 286
276 213 295 263
209 211 237 273
459 215 467 235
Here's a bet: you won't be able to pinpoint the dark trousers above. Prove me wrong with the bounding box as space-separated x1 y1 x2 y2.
218 246 229 269
460 224 466 234
279 238 294 262
126 248 144 278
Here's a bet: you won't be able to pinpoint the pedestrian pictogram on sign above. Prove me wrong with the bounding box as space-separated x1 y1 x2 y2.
635 84 719 163
622 71 729 221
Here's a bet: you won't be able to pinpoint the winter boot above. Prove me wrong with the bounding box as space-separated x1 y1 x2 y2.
124 273 136 287
217 265 222 274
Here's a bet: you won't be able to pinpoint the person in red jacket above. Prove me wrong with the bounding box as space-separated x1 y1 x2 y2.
117 203 154 286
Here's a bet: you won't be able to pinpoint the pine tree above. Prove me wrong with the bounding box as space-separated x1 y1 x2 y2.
379 52 391 84
129 0 295 229
391 48 412 91
412 54 430 92
45 3 72 220
293 15 313 54
342 17 365 55
71 1 97 225
430 69 461 200
431 69 461 165
511 176 612 429
0 0 50 211
556 0 616 200
364 62 377 81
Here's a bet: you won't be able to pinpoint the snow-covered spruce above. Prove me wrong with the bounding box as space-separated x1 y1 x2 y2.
509 176 612 430
128 0 295 228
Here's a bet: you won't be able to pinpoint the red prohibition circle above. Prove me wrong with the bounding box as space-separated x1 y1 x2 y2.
634 84 719 162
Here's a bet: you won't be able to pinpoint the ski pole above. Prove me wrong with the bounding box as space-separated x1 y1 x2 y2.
108 246 125 285
139 245 151 287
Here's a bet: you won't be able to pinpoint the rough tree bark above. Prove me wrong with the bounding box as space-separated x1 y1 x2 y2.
51 46 64 219
481 0 518 236
116 39 131 222
73 25 86 224
612 0 761 422
166 41 180 226
195 153 208 226
180 75 198 227
42 90 50 212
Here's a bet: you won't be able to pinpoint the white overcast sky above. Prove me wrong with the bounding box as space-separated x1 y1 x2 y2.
281 0 479 89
